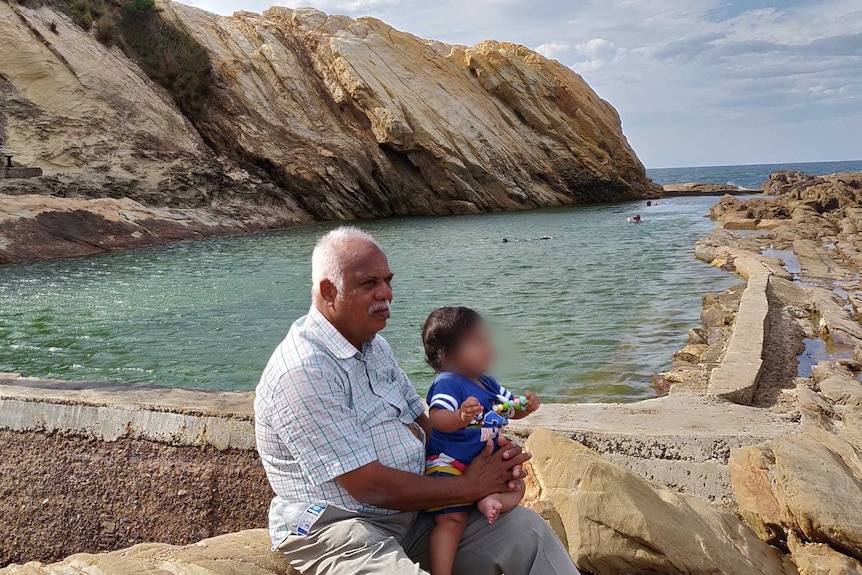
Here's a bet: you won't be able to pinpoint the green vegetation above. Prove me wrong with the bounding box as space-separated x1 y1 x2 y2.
117 0 212 118
121 0 153 12
63 0 108 30
58 0 212 119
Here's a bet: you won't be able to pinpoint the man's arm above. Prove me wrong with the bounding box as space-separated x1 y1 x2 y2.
337 436 530 511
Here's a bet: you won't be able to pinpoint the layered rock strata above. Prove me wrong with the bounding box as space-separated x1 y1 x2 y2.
0 0 658 263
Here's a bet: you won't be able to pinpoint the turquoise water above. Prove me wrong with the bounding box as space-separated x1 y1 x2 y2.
0 196 736 402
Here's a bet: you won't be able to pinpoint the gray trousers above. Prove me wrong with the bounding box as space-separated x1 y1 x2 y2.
278 505 579 574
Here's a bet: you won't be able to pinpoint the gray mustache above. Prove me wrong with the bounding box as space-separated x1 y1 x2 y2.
368 301 392 314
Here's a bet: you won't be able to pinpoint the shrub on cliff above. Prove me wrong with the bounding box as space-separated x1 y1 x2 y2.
117 1 212 119
93 13 117 45
61 0 107 30
55 0 212 120
121 0 154 13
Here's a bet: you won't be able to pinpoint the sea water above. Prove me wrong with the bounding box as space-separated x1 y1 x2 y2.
0 195 741 402
648 159 862 190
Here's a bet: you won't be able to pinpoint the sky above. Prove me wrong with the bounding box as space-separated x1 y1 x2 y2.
184 0 861 168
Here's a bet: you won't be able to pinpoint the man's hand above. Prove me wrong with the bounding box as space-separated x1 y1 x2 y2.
458 396 484 424
337 435 530 511
461 435 532 500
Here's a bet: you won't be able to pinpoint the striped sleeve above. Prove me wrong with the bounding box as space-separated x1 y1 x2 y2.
484 375 513 400
429 392 459 411
426 374 465 412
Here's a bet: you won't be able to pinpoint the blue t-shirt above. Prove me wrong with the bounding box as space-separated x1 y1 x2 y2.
425 371 514 464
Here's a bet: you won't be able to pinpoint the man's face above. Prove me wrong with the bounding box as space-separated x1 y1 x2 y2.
328 241 394 347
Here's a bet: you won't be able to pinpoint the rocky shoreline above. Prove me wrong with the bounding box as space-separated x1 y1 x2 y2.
2 171 862 575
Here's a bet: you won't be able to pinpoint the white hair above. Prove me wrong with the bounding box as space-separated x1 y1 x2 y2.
311 226 381 298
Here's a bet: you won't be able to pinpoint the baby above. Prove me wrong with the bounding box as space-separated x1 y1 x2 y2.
421 306 541 575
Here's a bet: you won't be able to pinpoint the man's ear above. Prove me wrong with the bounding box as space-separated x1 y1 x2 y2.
319 279 339 305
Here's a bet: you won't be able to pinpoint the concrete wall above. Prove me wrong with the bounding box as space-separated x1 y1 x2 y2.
707 256 772 404
0 377 269 566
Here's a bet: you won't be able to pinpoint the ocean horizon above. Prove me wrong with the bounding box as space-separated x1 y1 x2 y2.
648 159 862 191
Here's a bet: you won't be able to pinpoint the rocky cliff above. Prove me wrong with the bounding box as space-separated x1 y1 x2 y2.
0 0 658 263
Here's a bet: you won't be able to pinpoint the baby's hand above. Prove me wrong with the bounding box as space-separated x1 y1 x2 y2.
524 390 541 414
458 396 484 424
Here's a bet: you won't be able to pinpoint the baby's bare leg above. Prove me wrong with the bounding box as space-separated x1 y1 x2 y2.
477 480 526 524
429 511 469 575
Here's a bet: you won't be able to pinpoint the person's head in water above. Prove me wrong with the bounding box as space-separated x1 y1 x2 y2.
311 226 393 349
422 306 495 379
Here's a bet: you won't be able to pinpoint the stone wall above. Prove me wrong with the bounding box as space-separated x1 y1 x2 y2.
0 376 270 566
706 254 772 404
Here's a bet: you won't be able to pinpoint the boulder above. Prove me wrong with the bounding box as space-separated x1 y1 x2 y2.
788 534 862 575
524 428 795 575
0 530 299 575
730 428 862 561
818 375 862 408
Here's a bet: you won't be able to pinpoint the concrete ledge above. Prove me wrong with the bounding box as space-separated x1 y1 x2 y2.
707 258 771 405
0 378 255 450
508 393 798 502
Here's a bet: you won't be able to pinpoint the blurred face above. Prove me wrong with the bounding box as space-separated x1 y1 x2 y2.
318 240 394 349
446 322 495 379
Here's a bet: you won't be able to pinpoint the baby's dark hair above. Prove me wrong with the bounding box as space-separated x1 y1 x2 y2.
421 306 483 372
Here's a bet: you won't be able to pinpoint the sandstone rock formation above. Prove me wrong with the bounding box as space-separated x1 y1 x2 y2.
661 173 862 572
0 193 307 264
0 530 300 575
710 171 862 231
662 181 751 196
789 534 862 575
730 363 862 568
0 0 658 263
523 428 796 575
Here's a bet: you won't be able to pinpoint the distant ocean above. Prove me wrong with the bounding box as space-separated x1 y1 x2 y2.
647 160 862 191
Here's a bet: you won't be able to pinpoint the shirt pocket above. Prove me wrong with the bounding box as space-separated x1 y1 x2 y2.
365 365 412 422
352 372 400 428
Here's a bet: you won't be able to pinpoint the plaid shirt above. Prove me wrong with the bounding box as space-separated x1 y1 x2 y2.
254 305 426 545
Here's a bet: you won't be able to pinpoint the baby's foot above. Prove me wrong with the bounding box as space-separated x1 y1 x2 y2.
477 495 504 524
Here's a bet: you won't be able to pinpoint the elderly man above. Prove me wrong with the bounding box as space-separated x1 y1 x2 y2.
255 226 579 574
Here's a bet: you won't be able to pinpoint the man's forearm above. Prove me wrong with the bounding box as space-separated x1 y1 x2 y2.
338 462 479 511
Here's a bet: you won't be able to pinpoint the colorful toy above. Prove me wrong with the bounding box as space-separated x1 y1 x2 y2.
493 395 529 414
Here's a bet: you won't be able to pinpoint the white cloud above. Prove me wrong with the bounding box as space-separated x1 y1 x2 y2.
275 0 399 10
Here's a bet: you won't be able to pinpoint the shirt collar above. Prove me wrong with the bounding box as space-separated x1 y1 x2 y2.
307 305 373 360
